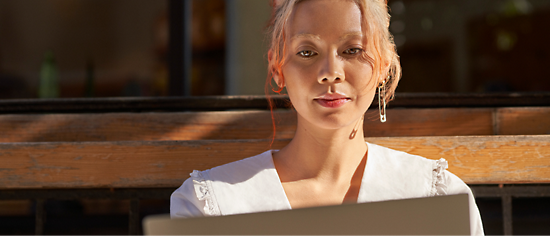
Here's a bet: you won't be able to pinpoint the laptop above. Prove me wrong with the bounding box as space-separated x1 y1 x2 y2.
143 194 470 235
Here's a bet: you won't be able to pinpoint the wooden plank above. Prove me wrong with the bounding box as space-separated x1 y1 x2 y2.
0 135 548 189
369 135 550 184
0 111 297 142
0 108 496 142
497 107 550 135
0 139 287 189
363 108 493 136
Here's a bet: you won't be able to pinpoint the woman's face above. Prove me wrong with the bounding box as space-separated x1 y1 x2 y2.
279 0 377 131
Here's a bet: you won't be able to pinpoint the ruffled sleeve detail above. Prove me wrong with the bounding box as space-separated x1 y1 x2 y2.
190 170 221 216
431 158 448 196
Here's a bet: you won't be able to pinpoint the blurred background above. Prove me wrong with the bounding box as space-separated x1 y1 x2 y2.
0 0 549 100
0 0 549 234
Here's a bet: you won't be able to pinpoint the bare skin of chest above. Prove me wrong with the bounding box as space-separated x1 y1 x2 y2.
281 154 367 209
282 178 362 209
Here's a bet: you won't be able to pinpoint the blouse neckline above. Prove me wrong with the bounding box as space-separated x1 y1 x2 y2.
266 142 376 209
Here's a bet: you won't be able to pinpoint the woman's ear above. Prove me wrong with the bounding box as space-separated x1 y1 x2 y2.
273 69 284 89
380 60 391 84
268 49 284 88
268 49 275 68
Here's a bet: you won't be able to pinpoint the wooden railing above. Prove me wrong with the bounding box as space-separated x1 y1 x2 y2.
0 93 549 235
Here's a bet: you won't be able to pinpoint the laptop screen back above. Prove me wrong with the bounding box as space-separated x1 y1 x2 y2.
144 194 470 235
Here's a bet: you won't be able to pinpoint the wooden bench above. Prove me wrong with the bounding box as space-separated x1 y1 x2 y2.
0 94 549 235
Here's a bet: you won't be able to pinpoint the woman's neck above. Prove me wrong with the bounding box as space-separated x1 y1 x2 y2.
273 115 368 184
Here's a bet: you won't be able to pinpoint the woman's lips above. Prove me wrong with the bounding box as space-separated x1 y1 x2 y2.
316 98 350 108
314 94 351 108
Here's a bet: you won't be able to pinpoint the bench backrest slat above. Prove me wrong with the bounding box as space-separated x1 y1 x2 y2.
497 107 550 135
1 135 548 189
0 107 548 142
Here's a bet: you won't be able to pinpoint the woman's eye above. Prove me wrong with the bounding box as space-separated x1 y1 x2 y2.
297 50 316 57
344 48 362 54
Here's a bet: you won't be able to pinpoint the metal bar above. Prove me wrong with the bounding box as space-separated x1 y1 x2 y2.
0 95 284 114
128 198 140 235
492 108 499 135
0 92 548 114
0 185 549 200
182 0 192 96
502 195 513 235
0 188 174 200
470 185 550 198
168 0 192 96
35 199 45 235
225 0 238 95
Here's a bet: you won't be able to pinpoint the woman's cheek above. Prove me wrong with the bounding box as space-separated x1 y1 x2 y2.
352 63 375 91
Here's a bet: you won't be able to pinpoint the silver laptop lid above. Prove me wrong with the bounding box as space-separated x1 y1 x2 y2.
144 194 470 235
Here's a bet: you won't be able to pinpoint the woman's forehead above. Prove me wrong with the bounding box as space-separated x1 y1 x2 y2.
286 0 363 40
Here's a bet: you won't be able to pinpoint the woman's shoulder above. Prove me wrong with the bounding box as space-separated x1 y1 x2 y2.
366 143 484 235
170 150 290 218
363 142 454 199
366 142 448 181
367 142 443 166
204 150 276 181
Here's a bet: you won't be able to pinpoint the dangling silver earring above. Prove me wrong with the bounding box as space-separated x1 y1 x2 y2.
378 78 387 123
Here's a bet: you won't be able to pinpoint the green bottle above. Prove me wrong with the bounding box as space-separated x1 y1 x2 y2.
38 51 59 98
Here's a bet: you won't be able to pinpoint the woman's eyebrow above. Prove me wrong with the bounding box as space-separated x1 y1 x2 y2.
289 32 362 42
290 33 321 41
339 32 363 42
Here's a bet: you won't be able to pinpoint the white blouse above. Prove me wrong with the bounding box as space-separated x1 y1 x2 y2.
171 142 484 235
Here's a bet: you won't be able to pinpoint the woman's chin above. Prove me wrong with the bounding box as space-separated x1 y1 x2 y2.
303 114 362 133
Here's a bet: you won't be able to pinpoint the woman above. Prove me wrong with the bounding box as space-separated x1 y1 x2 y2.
171 0 484 235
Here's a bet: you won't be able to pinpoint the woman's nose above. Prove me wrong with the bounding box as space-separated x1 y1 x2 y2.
318 53 345 84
